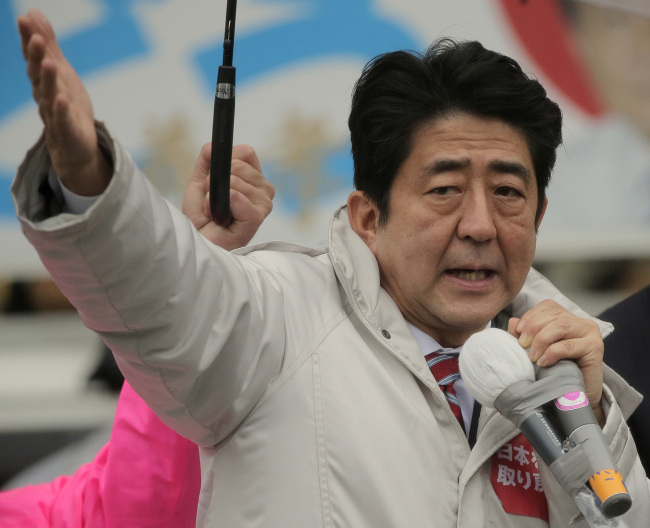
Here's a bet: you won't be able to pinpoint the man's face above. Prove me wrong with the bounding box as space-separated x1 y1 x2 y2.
363 113 545 347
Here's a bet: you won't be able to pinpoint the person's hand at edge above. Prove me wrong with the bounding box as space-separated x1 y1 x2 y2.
182 143 275 250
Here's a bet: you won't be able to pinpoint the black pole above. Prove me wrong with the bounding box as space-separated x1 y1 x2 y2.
209 0 238 226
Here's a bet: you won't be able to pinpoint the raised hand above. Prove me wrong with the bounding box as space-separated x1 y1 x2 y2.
17 9 111 195
182 144 275 250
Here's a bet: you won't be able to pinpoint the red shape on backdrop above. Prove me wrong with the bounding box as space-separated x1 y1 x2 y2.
497 0 605 117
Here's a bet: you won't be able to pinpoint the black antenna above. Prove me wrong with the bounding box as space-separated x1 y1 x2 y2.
209 0 238 226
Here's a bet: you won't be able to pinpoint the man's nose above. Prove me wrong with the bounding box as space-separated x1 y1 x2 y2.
456 192 497 242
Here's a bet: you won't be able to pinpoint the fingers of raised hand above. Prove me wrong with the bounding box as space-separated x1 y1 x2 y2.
21 19 61 124
17 15 32 59
25 32 47 87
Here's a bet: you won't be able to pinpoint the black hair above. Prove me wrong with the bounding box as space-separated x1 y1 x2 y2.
348 38 563 224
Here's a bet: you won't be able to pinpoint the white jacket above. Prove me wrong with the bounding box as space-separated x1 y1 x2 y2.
13 128 650 527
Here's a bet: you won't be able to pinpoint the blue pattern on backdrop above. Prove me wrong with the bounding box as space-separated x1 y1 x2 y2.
194 0 417 89
0 0 158 130
0 0 159 221
193 0 417 212
0 0 418 219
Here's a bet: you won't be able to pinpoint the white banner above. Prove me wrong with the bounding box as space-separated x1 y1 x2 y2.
2 0 649 276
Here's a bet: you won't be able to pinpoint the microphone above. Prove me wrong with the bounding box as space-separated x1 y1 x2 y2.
537 360 632 518
459 328 632 520
209 0 238 226
459 328 566 469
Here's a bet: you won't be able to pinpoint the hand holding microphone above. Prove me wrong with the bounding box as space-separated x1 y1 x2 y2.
460 328 632 522
509 299 606 426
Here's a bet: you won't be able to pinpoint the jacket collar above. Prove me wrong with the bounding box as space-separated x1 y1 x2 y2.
326 205 642 437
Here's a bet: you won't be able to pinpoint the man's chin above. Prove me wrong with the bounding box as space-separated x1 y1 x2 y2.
440 308 500 334
440 291 510 327
423 311 497 347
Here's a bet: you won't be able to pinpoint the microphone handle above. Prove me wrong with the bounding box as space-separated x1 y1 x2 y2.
573 422 632 518
518 409 566 467
497 398 630 523
209 65 236 226
539 361 632 518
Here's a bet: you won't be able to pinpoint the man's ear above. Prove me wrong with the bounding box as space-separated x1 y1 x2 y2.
535 197 548 232
347 190 380 255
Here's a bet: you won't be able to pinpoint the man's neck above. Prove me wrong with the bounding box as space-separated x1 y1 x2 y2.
407 320 493 349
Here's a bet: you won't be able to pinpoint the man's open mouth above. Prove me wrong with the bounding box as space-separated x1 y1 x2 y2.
447 269 493 280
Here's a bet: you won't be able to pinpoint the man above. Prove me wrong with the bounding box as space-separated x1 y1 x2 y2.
599 285 650 473
13 9 649 527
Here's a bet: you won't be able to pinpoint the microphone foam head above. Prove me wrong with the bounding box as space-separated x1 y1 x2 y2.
459 327 535 408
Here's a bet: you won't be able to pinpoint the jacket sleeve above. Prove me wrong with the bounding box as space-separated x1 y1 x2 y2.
0 468 94 528
11 125 287 447
102 382 200 528
0 382 201 528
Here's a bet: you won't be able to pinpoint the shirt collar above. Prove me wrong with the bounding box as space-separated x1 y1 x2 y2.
406 321 492 357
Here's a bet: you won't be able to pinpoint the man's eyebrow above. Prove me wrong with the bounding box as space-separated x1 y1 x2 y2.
425 158 471 175
424 158 532 184
488 160 532 183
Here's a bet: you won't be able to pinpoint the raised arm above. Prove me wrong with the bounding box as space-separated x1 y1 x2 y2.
19 8 275 250
14 6 288 450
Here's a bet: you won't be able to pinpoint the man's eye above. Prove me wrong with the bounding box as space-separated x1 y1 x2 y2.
495 186 522 197
431 186 458 195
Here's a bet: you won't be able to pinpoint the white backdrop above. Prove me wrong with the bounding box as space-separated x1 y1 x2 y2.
1 0 649 277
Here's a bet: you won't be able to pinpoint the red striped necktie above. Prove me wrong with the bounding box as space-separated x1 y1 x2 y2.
425 351 465 432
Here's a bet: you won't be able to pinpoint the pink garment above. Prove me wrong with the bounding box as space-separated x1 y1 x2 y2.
0 382 201 528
